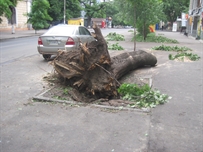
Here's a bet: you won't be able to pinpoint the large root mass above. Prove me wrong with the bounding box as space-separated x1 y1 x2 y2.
53 24 157 101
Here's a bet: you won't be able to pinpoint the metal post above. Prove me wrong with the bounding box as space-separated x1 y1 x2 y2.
64 0 66 24
11 24 15 34
134 5 136 51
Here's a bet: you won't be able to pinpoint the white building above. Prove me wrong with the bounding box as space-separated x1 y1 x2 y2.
0 0 32 31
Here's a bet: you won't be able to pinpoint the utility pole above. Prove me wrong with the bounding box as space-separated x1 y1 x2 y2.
134 5 136 51
64 0 66 24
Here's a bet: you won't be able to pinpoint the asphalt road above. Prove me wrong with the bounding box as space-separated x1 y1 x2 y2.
0 37 39 65
0 28 131 65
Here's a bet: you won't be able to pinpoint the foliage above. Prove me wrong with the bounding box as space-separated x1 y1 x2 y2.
118 83 171 108
108 43 124 50
105 1 122 26
0 0 17 23
169 53 201 61
106 32 125 41
114 0 166 40
79 0 106 26
152 44 200 61
66 0 81 19
136 0 165 40
162 0 189 24
134 33 178 43
152 45 192 52
27 0 52 31
118 83 150 97
113 0 135 26
47 0 81 23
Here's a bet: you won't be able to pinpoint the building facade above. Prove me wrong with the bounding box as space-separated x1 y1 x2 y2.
188 0 203 38
0 0 32 31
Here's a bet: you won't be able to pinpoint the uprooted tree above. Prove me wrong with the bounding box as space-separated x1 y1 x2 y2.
52 24 157 101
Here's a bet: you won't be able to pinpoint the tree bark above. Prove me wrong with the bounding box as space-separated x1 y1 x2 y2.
111 50 157 80
52 23 157 101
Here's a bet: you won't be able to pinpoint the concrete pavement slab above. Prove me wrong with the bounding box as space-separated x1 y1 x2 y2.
1 29 203 152
146 32 203 152
0 29 47 41
1 102 150 152
0 54 150 152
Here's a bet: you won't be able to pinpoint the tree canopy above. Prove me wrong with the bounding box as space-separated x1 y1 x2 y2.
113 0 165 40
105 1 121 26
0 0 17 23
162 0 189 24
47 0 81 24
79 0 106 26
27 0 52 31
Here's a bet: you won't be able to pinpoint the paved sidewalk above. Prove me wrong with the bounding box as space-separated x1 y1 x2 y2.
0 29 47 41
0 29 203 152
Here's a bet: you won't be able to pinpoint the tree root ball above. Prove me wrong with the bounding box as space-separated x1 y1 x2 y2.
52 23 157 101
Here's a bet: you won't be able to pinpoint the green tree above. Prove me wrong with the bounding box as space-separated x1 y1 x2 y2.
79 0 106 26
162 0 189 25
115 0 165 40
27 0 52 33
0 0 17 23
136 0 164 40
47 0 81 23
105 1 121 26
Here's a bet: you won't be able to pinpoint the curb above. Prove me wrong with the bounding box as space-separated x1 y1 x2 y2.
32 88 151 113
33 95 151 113
0 35 42 42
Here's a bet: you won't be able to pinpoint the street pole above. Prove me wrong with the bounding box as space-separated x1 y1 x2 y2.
64 0 66 24
134 5 136 51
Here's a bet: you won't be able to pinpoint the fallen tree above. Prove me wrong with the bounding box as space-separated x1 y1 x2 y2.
52 24 157 101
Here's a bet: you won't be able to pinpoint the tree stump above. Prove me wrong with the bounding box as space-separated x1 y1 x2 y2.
53 24 157 101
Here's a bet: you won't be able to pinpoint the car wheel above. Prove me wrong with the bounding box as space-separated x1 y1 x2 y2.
43 54 51 60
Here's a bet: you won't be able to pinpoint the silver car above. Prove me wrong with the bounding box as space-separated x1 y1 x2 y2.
37 24 95 60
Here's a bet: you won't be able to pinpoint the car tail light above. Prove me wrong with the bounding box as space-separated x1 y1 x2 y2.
66 37 75 45
38 37 43 45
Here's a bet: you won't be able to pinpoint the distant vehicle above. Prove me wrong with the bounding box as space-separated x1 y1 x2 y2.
37 24 95 60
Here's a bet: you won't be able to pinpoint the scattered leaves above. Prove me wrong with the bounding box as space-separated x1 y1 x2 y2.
108 43 124 50
169 52 200 61
134 33 178 43
118 83 171 108
152 45 192 52
106 32 125 41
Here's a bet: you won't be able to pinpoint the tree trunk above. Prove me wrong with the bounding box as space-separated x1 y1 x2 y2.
52 23 157 101
111 50 157 80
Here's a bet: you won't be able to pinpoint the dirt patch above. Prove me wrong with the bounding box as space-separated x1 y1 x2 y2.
40 67 152 109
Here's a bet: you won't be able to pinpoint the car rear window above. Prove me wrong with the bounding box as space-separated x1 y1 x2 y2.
46 26 75 35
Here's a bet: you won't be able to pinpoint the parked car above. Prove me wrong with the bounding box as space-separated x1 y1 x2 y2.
37 24 95 60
